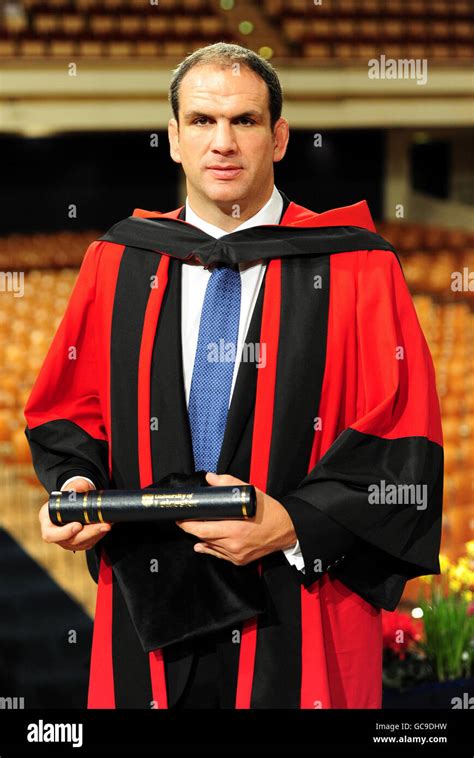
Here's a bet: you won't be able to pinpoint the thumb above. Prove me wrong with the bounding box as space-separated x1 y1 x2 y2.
205 472 245 486
61 478 96 493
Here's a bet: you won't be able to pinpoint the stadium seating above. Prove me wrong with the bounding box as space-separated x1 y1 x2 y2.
1 0 472 60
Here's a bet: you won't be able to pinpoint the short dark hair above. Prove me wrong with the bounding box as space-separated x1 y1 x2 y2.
169 42 283 131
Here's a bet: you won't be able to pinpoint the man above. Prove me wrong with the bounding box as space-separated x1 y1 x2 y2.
24 43 443 709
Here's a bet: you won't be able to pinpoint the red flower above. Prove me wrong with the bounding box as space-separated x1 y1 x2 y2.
382 610 423 659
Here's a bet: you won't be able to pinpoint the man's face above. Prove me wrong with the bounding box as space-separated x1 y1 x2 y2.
168 63 289 211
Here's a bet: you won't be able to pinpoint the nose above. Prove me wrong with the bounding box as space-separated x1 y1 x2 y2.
210 119 237 154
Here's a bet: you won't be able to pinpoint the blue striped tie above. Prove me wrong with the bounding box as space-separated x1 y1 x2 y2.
188 265 242 472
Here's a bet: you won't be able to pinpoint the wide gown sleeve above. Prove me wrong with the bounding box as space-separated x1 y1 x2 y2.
279 249 443 610
23 241 110 494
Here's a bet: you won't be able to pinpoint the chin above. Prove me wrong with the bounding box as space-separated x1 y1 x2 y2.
204 181 247 203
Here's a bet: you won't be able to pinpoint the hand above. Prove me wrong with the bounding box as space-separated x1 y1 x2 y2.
38 477 113 552
175 472 298 566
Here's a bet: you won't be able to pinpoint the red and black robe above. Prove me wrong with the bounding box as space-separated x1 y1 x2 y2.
24 192 443 709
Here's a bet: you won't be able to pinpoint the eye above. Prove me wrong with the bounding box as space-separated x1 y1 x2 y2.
191 116 256 125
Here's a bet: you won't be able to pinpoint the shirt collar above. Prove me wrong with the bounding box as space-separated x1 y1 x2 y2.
184 185 284 240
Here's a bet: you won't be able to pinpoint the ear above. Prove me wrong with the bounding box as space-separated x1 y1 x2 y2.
168 118 182 164
272 117 290 164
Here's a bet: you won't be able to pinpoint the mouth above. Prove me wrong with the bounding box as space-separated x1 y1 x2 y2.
206 167 242 180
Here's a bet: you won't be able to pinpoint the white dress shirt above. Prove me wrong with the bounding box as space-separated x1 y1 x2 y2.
62 184 305 573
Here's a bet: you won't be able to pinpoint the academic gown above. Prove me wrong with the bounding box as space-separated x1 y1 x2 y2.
23 190 443 709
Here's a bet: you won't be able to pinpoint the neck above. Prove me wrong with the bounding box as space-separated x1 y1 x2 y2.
186 183 275 232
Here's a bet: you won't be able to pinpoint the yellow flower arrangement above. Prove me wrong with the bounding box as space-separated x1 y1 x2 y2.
417 541 474 681
420 546 474 594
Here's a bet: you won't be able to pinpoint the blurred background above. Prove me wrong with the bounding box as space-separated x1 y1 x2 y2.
0 0 472 709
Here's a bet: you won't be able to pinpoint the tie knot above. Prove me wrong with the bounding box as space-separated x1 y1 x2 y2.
206 262 240 274
193 239 241 270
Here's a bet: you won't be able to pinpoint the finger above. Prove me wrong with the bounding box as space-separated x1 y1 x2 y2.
60 479 95 493
59 539 100 552
65 523 112 548
194 543 233 562
57 525 111 551
50 522 110 547
176 520 229 540
41 519 86 544
194 540 238 559
205 472 245 487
